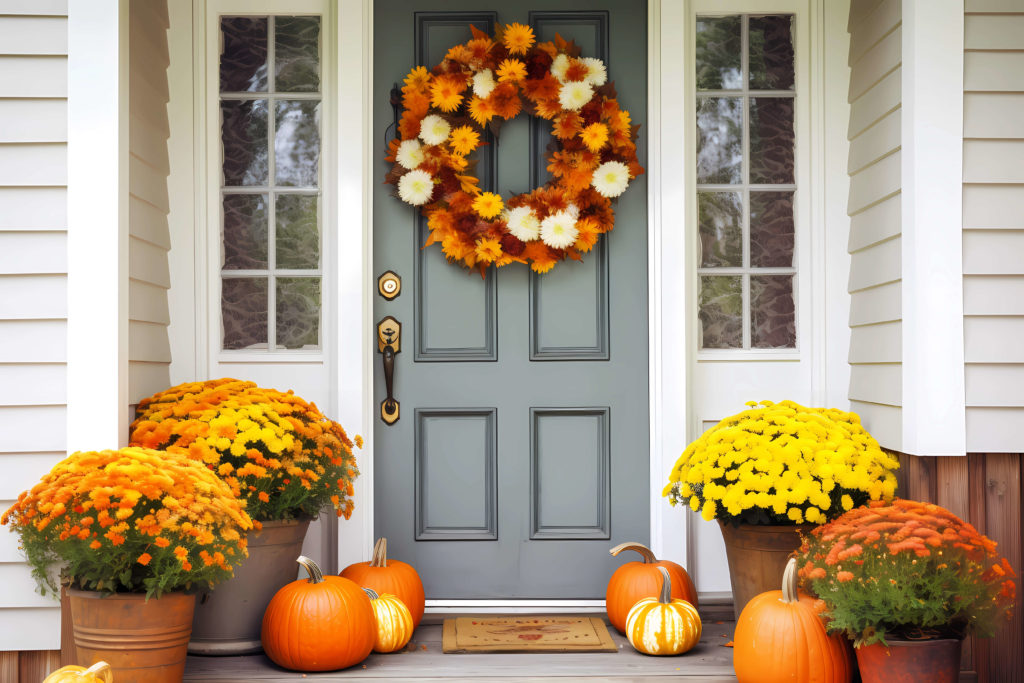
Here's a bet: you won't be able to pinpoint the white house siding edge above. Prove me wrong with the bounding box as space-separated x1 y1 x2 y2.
846 0 903 448
963 5 1024 453
0 3 69 651
128 0 172 404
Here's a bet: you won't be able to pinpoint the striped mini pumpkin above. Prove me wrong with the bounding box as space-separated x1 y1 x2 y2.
625 567 702 655
363 588 415 653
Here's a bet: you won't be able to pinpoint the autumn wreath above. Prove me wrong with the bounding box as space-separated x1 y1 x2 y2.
385 23 644 276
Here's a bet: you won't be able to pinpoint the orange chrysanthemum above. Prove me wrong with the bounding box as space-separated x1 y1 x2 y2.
496 58 527 83
580 122 610 152
449 126 481 156
473 192 504 219
430 74 467 113
553 112 582 140
475 238 503 264
403 65 431 92
468 96 497 126
138 552 152 566
502 22 535 54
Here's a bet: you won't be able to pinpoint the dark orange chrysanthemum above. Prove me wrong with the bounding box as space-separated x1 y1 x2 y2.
553 112 582 140
502 22 535 55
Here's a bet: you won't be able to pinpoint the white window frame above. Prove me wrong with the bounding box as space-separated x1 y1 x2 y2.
200 0 336 365
690 0 817 363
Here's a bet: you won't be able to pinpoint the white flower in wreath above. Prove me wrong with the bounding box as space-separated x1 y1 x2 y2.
398 169 434 206
540 211 579 250
419 114 451 146
592 160 630 198
550 53 570 82
558 81 594 112
472 68 497 99
504 206 541 241
396 139 425 170
582 57 607 87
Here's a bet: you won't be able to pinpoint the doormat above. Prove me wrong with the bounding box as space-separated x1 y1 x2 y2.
442 616 618 653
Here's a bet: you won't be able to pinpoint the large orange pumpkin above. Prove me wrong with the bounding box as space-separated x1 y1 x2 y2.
261 556 376 672
606 542 698 634
341 538 425 628
733 557 853 683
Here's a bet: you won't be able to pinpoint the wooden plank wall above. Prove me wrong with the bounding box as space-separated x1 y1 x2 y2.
898 452 1024 683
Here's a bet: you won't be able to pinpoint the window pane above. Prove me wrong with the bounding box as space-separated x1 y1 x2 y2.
699 276 743 349
749 97 794 184
749 16 794 90
276 194 319 269
222 100 269 186
696 97 742 184
751 275 795 348
275 100 320 187
276 277 320 349
696 16 741 90
750 191 794 267
275 16 321 92
699 192 743 267
220 17 268 92
222 194 268 269
222 278 268 349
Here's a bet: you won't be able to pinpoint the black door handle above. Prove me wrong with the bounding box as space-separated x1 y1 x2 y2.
377 316 401 425
383 345 397 418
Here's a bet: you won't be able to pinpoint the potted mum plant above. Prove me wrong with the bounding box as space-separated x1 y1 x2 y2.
797 498 1017 683
1 447 252 683
663 400 899 617
129 378 360 655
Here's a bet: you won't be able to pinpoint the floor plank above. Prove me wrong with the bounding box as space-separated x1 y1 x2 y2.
184 620 738 681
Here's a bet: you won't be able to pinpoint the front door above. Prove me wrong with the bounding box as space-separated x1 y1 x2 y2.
372 0 648 599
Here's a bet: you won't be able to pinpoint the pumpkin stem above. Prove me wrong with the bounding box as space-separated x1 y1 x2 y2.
657 566 673 604
83 662 112 676
363 587 379 601
781 557 799 604
297 555 324 584
609 542 658 564
370 537 388 568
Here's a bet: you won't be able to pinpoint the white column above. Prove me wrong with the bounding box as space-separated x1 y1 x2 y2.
900 0 966 455
67 0 130 452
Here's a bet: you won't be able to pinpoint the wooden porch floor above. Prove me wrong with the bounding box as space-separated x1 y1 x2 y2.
183 615 738 682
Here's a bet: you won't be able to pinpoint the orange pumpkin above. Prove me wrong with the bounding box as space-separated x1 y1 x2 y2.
43 662 113 683
733 557 853 683
261 556 376 672
363 587 415 653
341 538 425 628
625 567 702 655
606 542 698 634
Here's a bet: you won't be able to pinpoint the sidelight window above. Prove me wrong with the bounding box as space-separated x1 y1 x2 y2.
695 14 798 350
217 15 323 351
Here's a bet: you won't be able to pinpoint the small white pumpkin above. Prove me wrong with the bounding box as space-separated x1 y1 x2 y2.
625 566 702 655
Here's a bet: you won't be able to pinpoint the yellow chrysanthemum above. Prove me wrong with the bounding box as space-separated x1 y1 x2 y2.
468 96 496 126
449 125 481 156
502 22 535 55
496 58 528 83
472 191 504 219
403 65 431 92
430 75 467 113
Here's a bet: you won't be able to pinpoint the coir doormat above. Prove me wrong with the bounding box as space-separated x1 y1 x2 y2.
442 616 618 653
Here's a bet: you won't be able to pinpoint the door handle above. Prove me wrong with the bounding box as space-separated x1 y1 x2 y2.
377 316 401 425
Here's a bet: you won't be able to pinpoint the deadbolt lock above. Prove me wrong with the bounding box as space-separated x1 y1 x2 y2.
377 271 401 300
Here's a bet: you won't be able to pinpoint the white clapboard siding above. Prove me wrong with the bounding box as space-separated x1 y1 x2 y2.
963 276 1024 316
966 365 1024 407
964 52 1024 93
963 231 1024 275
0 3 67 651
964 317 1024 364
965 407 1024 452
127 0 171 403
964 94 1024 140
963 185 1024 230
0 274 66 319
847 1 902 448
0 100 67 143
963 140 1024 184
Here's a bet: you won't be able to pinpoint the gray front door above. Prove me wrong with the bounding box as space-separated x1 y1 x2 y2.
372 0 648 599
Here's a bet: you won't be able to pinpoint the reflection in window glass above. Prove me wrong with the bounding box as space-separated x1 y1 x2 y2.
219 15 323 351
695 14 797 351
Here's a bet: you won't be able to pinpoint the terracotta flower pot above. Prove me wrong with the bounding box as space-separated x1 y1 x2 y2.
69 589 195 683
188 517 310 655
856 637 963 683
718 520 813 620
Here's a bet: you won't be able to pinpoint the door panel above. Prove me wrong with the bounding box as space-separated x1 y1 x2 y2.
373 0 648 599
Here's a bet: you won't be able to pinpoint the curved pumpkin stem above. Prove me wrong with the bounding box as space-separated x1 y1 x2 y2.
781 557 799 604
83 662 112 679
363 587 380 601
657 566 673 604
370 537 388 568
297 555 324 584
609 542 658 564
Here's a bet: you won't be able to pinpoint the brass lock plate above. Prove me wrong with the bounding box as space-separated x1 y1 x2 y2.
377 271 401 300
377 316 401 353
